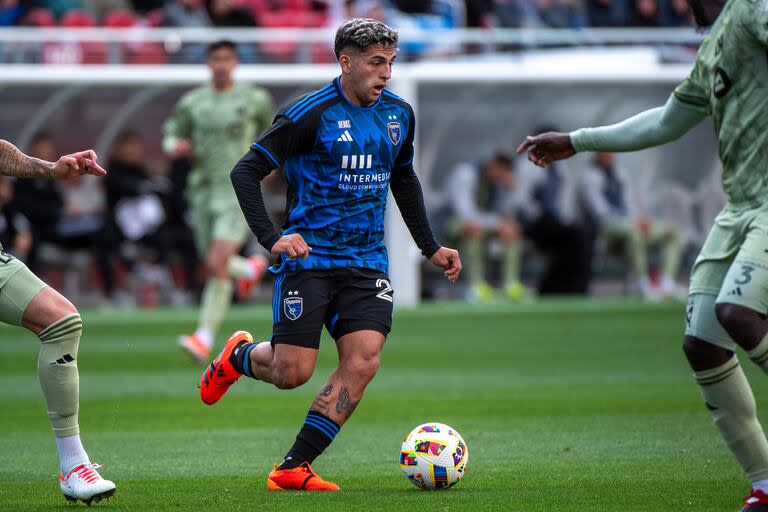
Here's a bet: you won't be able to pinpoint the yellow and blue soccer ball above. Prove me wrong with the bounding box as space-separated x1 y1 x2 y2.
400 422 468 490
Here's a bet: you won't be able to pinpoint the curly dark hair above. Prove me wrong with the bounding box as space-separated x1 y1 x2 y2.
334 18 398 60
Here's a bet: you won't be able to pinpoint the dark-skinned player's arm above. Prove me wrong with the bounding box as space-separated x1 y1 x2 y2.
390 108 461 283
231 115 312 260
516 95 708 168
0 140 106 180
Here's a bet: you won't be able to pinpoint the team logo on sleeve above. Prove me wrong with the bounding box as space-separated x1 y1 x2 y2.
284 290 303 321
387 122 401 145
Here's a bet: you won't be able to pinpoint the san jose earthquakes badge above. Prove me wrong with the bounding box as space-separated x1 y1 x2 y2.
284 290 302 321
387 122 401 145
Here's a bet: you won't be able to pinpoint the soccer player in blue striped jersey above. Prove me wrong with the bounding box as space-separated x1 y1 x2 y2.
199 18 461 490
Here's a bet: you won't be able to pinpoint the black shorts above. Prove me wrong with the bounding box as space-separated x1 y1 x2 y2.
271 267 394 349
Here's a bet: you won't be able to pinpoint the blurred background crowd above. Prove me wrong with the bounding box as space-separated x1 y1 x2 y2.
0 0 695 65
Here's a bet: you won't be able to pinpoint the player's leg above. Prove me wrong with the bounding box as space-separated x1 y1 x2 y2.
267 268 392 491
497 218 526 300
648 222 683 297
218 205 268 300
199 270 328 404
604 218 651 298
266 330 385 492
458 219 492 301
0 257 115 504
687 209 768 509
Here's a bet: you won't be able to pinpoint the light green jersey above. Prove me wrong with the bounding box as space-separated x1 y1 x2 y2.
163 83 274 203
674 0 768 207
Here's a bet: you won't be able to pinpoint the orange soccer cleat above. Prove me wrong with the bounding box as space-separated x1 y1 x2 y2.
199 330 253 405
236 254 269 301
266 462 340 491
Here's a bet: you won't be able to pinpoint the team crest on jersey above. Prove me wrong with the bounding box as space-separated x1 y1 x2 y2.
387 122 401 145
284 292 303 321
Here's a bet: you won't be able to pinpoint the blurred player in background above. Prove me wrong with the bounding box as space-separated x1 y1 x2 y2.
199 18 461 490
0 139 115 505
163 39 274 363
517 0 768 508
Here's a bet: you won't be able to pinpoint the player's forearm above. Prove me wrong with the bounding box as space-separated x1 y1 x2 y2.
0 140 55 178
570 96 706 153
230 150 281 250
390 164 440 259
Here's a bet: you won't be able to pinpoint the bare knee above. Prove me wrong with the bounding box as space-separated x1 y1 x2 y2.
682 335 733 371
23 287 78 335
715 303 767 349
341 353 381 386
206 252 229 279
272 363 312 390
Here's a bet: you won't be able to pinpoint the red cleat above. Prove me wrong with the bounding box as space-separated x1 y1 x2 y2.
266 462 340 491
199 331 253 405
236 254 268 300
742 489 768 511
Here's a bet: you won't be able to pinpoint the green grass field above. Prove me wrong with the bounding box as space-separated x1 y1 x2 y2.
1 299 765 511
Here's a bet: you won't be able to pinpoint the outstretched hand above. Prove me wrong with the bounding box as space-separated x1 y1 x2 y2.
50 150 107 180
430 246 462 283
515 131 576 167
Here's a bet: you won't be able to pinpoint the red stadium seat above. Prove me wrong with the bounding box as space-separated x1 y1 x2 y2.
24 7 56 27
58 10 108 64
104 9 137 28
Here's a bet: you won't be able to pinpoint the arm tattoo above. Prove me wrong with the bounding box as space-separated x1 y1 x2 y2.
310 384 334 415
335 386 358 418
0 140 53 179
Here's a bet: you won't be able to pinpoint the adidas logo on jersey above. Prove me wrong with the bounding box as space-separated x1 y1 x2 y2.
337 130 354 142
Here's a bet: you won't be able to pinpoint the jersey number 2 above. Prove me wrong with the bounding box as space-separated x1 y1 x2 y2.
376 278 394 303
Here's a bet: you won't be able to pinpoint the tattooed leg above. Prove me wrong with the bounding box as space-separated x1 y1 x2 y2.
276 330 387 470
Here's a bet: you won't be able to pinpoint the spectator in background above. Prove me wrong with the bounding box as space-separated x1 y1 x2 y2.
0 0 23 25
14 133 64 273
207 0 258 62
162 0 210 25
585 0 626 26
663 0 691 26
208 0 255 26
446 152 527 302
579 152 682 299
0 177 32 259
162 0 211 62
627 0 660 26
494 0 584 28
34 0 84 18
513 130 593 295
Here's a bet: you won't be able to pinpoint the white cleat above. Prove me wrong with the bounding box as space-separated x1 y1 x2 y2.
60 463 116 506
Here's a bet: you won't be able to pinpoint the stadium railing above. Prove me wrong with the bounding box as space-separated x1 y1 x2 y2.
0 27 704 65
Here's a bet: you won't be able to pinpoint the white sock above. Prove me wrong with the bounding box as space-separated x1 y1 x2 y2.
753 479 768 493
194 327 213 349
56 434 89 474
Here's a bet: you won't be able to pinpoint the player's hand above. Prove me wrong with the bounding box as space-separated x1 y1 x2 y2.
430 246 462 284
271 233 312 260
636 217 651 235
516 132 576 167
172 139 193 159
49 150 107 180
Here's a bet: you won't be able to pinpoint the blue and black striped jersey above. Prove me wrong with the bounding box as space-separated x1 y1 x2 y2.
251 77 416 274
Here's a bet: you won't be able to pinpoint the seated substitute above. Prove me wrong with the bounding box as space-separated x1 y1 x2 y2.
580 151 682 299
445 151 526 301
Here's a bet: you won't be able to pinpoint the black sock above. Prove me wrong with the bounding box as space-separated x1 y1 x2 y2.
278 411 340 470
228 341 257 378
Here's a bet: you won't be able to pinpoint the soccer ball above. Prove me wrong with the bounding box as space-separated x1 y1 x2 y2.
400 422 468 490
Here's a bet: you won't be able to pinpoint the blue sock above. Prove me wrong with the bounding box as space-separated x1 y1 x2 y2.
279 411 340 470
229 341 258 379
